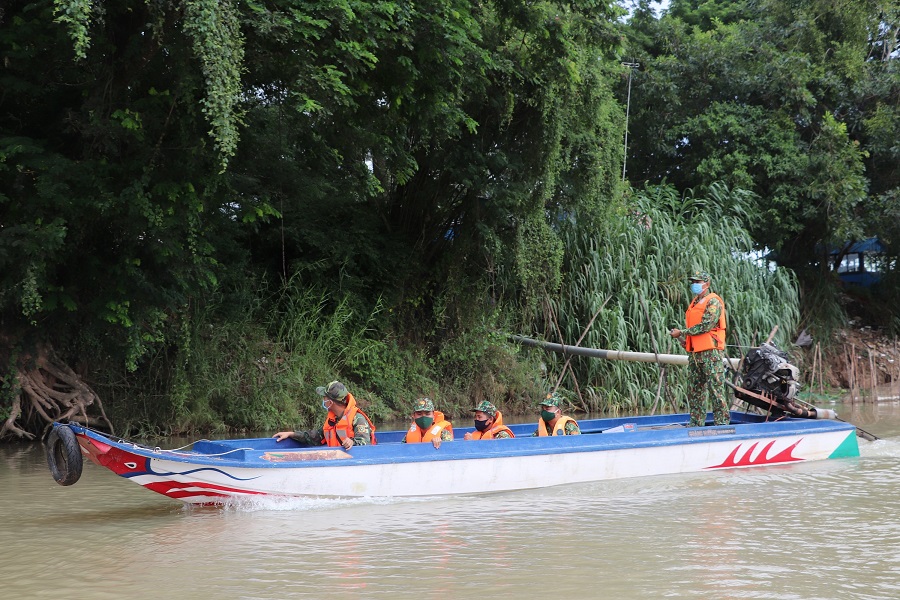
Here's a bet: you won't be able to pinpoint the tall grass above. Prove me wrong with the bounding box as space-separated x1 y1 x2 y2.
96 272 542 435
100 276 392 436
97 183 803 433
536 184 800 412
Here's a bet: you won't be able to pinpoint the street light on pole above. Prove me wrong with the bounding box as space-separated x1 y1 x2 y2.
622 61 640 182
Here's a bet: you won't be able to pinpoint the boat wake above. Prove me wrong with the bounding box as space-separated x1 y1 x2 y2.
859 437 900 458
207 493 439 513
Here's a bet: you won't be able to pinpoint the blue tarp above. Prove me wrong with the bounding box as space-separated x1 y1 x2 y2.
830 237 884 255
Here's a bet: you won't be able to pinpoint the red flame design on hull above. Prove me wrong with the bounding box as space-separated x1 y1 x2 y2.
706 439 804 470
142 480 267 500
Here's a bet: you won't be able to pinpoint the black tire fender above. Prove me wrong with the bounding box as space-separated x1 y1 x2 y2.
47 425 83 486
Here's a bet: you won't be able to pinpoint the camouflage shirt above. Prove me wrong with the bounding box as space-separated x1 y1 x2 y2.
289 412 373 447
532 419 581 436
682 292 724 337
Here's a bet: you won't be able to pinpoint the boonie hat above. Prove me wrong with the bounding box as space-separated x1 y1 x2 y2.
316 381 348 403
688 270 711 283
540 392 563 408
413 397 435 412
470 400 497 417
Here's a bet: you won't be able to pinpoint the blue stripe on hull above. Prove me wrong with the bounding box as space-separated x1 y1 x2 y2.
70 412 859 470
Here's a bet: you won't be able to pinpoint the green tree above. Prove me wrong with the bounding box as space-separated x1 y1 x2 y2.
1 0 629 436
621 0 898 331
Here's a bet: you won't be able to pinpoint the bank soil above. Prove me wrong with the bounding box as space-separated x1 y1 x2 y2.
798 326 900 400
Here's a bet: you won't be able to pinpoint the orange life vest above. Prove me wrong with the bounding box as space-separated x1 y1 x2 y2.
322 392 376 446
467 411 515 440
537 415 577 436
684 292 726 352
404 411 453 443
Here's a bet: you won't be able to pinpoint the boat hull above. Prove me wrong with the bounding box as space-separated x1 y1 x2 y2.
62 413 860 505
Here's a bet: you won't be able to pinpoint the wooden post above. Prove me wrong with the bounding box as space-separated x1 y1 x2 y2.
817 343 824 396
810 343 819 398
844 345 850 402
764 325 779 345
869 351 878 403
891 338 900 399
812 343 817 394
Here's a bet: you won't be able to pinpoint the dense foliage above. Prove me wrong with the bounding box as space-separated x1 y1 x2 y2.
0 0 895 437
540 184 799 412
622 0 900 333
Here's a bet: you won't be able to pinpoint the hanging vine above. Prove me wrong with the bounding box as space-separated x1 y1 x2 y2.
181 0 245 170
52 0 245 169
52 0 95 59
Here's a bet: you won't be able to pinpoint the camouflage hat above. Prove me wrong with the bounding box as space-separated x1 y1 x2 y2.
540 392 563 408
412 397 435 412
470 400 497 417
316 381 348 403
688 270 711 283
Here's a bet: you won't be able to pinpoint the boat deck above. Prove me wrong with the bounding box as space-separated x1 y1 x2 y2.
89 411 858 469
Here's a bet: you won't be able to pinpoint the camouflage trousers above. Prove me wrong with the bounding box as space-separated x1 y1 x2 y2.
687 349 730 427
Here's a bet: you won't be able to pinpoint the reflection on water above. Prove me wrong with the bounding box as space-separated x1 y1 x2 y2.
836 401 900 438
1 404 898 599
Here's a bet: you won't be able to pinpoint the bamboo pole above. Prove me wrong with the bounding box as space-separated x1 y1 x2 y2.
650 366 665 416
552 297 610 394
509 335 742 369
640 296 666 414
544 297 587 411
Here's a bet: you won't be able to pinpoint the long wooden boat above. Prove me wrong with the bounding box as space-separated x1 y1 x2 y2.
45 412 860 505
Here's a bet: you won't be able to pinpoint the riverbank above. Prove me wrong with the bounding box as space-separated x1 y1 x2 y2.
796 325 900 403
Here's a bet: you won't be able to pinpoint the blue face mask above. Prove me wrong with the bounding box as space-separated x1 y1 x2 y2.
690 282 704 295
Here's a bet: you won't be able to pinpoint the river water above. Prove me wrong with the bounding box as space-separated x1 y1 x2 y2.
2 403 899 599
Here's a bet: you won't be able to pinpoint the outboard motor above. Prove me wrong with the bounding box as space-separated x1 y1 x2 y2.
735 343 836 419
741 343 800 404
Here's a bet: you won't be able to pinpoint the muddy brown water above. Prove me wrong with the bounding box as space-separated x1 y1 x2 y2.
2 403 899 599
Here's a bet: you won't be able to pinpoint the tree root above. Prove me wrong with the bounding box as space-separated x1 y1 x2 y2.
1 343 114 440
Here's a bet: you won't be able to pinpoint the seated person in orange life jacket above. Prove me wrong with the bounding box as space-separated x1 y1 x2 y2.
401 397 453 449
532 392 580 436
273 381 375 450
463 401 515 440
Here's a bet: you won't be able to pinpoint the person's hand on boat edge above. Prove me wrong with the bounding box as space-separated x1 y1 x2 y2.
272 430 355 449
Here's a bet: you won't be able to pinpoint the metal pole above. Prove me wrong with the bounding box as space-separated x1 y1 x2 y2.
622 61 639 182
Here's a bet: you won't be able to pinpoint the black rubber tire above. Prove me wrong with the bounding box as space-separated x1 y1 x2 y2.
47 425 83 486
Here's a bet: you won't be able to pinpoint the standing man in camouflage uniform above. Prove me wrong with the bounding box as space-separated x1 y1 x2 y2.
532 392 581 436
669 271 730 427
274 381 376 449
